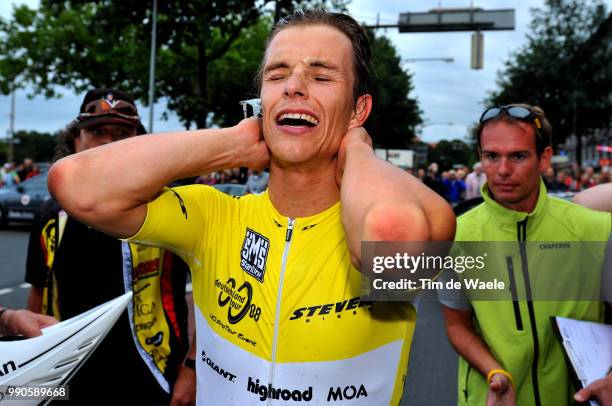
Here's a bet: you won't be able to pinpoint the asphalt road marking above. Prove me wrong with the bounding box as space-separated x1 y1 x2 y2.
0 283 33 295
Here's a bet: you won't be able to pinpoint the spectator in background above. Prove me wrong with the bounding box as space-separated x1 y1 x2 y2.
25 88 195 405
423 162 446 198
542 167 555 190
195 172 219 185
17 158 34 182
465 162 486 199
1 163 20 188
416 168 426 182
599 166 610 184
25 165 41 180
230 168 242 183
581 166 597 189
245 168 269 194
443 169 466 205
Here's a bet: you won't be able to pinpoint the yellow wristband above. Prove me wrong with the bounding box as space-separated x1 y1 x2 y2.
487 369 515 389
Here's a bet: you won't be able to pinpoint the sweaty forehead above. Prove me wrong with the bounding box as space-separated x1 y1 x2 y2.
481 120 537 152
263 25 353 70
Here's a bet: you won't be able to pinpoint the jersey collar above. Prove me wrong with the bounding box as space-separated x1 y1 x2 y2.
261 189 342 231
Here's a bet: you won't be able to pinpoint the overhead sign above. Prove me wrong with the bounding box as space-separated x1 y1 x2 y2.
399 8 515 33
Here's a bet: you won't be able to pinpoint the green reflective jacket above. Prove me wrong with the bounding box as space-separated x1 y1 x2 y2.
455 181 611 406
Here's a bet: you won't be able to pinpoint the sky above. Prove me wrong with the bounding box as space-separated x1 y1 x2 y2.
0 0 610 144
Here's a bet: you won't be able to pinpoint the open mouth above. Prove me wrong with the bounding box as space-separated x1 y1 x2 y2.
277 113 319 127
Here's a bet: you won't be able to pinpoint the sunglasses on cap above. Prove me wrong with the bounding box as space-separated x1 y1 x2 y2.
479 105 542 130
78 98 140 122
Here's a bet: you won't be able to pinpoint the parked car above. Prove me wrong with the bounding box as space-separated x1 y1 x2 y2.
0 173 50 226
213 183 247 197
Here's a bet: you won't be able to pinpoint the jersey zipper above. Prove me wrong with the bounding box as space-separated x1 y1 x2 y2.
517 218 541 406
505 256 523 330
268 218 295 405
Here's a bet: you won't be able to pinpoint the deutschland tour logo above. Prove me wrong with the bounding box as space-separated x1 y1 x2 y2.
240 228 270 283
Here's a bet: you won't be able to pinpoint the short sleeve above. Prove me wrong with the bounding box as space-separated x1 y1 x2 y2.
126 184 232 267
25 209 48 287
436 268 472 311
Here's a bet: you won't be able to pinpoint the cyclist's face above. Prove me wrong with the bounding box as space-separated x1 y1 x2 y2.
76 125 137 152
260 25 363 168
480 120 552 212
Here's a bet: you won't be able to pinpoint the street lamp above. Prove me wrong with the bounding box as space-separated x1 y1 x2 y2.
404 57 454 63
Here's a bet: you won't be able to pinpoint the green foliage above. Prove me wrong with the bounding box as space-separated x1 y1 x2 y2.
365 31 422 149
0 1 349 129
428 139 477 171
0 1 422 138
3 130 58 163
487 0 611 148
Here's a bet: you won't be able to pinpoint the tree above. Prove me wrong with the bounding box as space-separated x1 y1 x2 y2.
366 31 422 149
0 1 345 130
2 131 58 163
0 1 423 139
487 0 611 155
428 139 477 171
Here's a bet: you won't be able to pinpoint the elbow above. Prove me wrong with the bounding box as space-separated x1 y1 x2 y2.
48 158 71 201
48 157 96 215
363 203 430 241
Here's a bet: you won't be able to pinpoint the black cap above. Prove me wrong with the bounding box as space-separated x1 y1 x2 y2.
76 88 146 134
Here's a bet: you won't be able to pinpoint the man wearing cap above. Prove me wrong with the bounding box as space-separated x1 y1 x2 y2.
438 103 612 405
25 89 196 405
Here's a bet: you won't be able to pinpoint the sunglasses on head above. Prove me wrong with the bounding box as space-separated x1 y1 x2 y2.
78 98 140 121
479 105 542 130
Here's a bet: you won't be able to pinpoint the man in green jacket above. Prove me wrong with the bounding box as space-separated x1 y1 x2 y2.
439 104 611 405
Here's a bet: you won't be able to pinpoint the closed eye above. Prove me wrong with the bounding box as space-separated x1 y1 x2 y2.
265 75 285 81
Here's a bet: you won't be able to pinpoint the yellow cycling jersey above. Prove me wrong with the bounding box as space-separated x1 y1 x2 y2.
128 185 417 405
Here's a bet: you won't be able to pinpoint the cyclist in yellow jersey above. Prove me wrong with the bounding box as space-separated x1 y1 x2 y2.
49 10 455 404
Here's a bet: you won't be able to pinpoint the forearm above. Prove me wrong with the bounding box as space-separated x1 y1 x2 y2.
442 306 502 376
27 287 44 313
49 122 259 237
340 142 455 260
187 332 197 360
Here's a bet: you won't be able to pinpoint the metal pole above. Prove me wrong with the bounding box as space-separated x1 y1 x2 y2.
8 88 15 163
147 0 158 133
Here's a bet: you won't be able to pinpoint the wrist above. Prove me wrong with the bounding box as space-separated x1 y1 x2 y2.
487 368 514 389
0 308 14 334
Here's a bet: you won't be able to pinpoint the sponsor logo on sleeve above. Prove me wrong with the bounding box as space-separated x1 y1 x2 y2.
240 228 269 282
170 189 188 219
